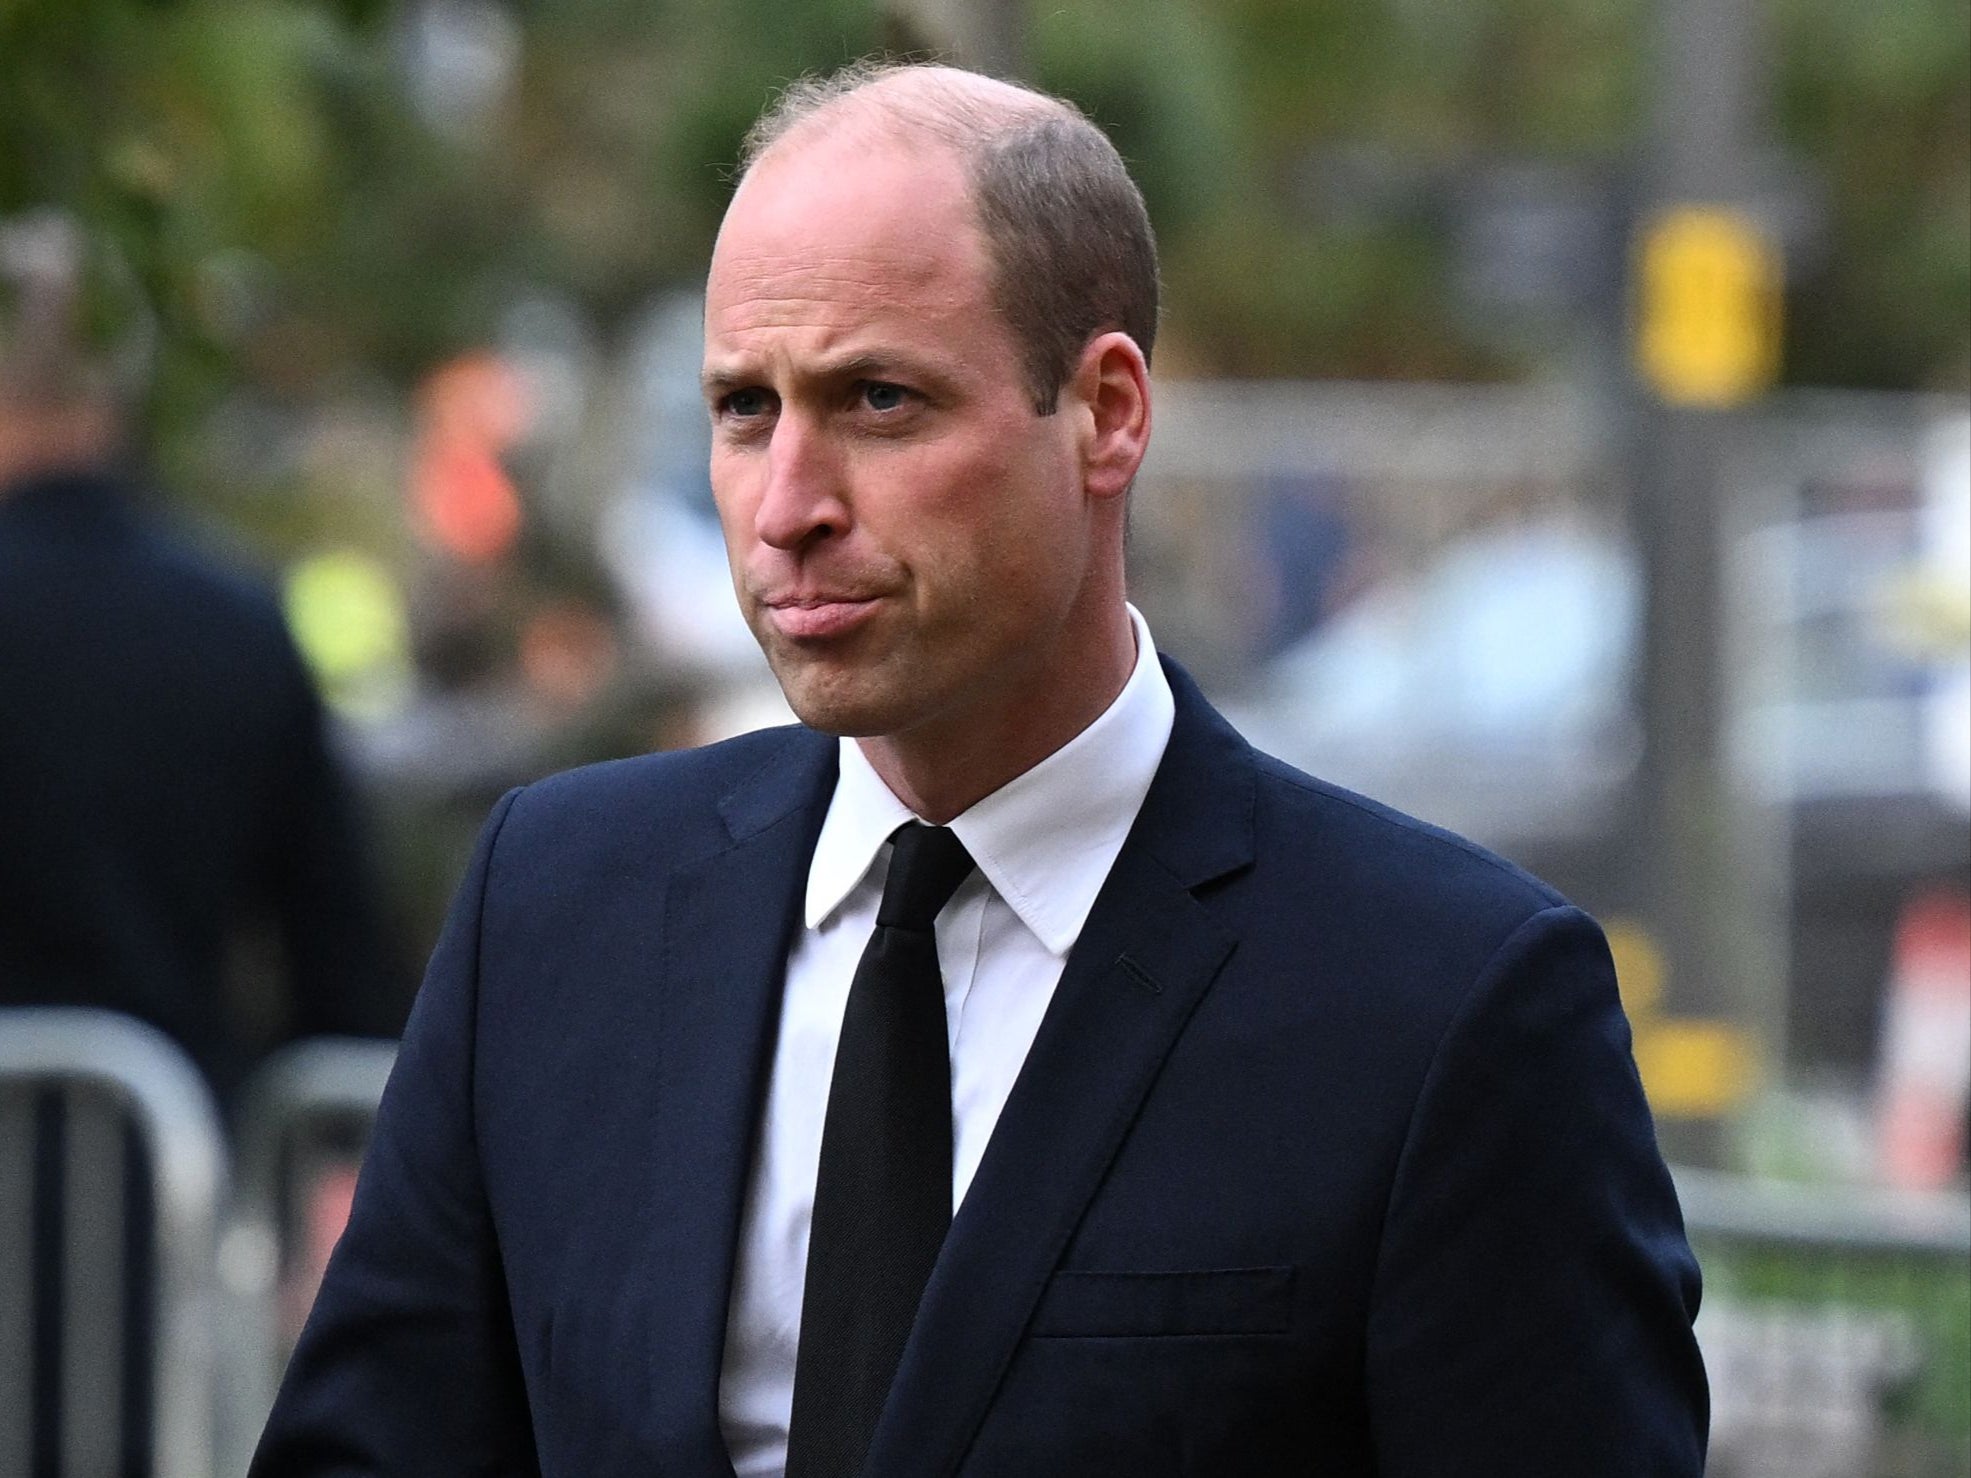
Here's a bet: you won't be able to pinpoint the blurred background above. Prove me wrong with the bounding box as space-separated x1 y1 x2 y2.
0 0 1966 1473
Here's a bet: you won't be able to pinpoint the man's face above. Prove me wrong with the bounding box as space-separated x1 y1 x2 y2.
702 130 1099 749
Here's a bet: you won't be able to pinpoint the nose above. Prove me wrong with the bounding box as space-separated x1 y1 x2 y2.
754 412 848 551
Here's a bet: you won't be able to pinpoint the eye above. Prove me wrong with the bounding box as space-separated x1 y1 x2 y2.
858 381 910 412
718 387 774 419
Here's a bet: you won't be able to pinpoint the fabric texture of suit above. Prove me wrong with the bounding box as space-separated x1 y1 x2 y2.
254 658 1707 1476
0 469 403 1103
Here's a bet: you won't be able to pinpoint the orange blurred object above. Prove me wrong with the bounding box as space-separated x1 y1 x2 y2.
281 1161 362 1345
1875 888 1971 1189
409 352 533 563
411 436 523 563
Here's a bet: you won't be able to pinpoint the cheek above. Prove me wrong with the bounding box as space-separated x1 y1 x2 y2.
709 460 758 553
908 425 1065 528
853 419 1079 594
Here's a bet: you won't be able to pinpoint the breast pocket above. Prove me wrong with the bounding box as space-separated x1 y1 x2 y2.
1027 1265 1295 1339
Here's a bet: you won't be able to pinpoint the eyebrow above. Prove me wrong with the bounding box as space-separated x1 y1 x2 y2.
700 366 754 398
700 349 952 399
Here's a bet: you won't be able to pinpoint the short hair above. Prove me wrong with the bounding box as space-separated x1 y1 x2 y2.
738 62 1159 415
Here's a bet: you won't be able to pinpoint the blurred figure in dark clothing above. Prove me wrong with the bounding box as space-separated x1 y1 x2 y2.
0 211 405 1107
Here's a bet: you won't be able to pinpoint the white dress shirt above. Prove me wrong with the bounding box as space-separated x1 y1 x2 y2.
717 607 1176 1476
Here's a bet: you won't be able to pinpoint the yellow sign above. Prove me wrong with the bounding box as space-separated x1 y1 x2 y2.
1605 914 1758 1118
1633 1019 1758 1119
1636 207 1782 408
1606 919 1667 1017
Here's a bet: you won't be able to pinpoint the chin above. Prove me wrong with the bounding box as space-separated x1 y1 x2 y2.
773 670 906 740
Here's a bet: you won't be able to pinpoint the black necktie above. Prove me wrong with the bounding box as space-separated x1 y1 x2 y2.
785 822 977 1478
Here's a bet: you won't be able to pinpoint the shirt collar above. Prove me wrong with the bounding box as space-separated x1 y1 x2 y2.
804 605 1176 954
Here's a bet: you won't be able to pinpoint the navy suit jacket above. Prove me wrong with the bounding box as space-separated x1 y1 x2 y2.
255 661 1706 1476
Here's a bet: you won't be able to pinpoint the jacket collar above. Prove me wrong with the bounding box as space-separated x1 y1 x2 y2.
868 658 1256 1477
640 663 1256 1476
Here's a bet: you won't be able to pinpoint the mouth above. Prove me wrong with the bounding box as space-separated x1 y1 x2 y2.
760 593 884 640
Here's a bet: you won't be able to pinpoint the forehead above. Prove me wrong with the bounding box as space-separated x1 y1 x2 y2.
704 134 998 359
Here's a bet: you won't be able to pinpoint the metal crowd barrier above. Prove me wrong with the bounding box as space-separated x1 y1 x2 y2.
224 1034 398 1460
0 1008 228 1478
1676 1166 1971 1478
8 1007 1971 1478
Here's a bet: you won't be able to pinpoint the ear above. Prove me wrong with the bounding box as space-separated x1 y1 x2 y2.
1065 331 1151 502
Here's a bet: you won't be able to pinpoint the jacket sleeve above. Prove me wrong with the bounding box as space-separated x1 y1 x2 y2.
1365 904 1709 1476
252 788 541 1477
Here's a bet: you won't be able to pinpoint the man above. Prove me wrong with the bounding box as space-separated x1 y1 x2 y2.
0 211 404 1106
256 63 1706 1476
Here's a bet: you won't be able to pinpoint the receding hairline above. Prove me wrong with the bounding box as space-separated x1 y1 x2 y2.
738 64 1082 180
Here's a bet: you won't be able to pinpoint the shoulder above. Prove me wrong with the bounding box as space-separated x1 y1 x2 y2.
0 480 285 628
1167 686 1623 1129
1230 744 1580 1030
101 493 291 629
486 724 833 870
1158 658 1565 946
1153 673 1585 1043
1248 746 1565 926
509 723 828 813
113 503 308 677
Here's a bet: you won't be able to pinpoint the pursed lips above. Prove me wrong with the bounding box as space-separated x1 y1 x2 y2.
759 590 887 640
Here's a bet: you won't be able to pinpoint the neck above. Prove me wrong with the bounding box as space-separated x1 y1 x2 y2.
0 402 118 492
856 602 1138 824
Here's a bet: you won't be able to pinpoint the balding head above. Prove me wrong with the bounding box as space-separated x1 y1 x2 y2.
734 62 1158 414
738 63 1055 163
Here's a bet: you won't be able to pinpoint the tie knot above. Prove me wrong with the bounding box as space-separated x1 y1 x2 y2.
876 822 976 932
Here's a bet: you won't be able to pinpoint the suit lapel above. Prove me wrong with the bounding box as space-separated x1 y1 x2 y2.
867 665 1258 1478
639 730 835 1473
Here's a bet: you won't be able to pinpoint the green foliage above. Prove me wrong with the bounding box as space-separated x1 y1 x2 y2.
1029 0 1244 232
1698 1236 1971 1461
1 0 405 454
1165 211 1512 380
1772 0 1971 388
0 0 1962 529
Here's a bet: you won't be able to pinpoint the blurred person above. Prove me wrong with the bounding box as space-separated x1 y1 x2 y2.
0 211 406 1107
257 63 1706 1476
